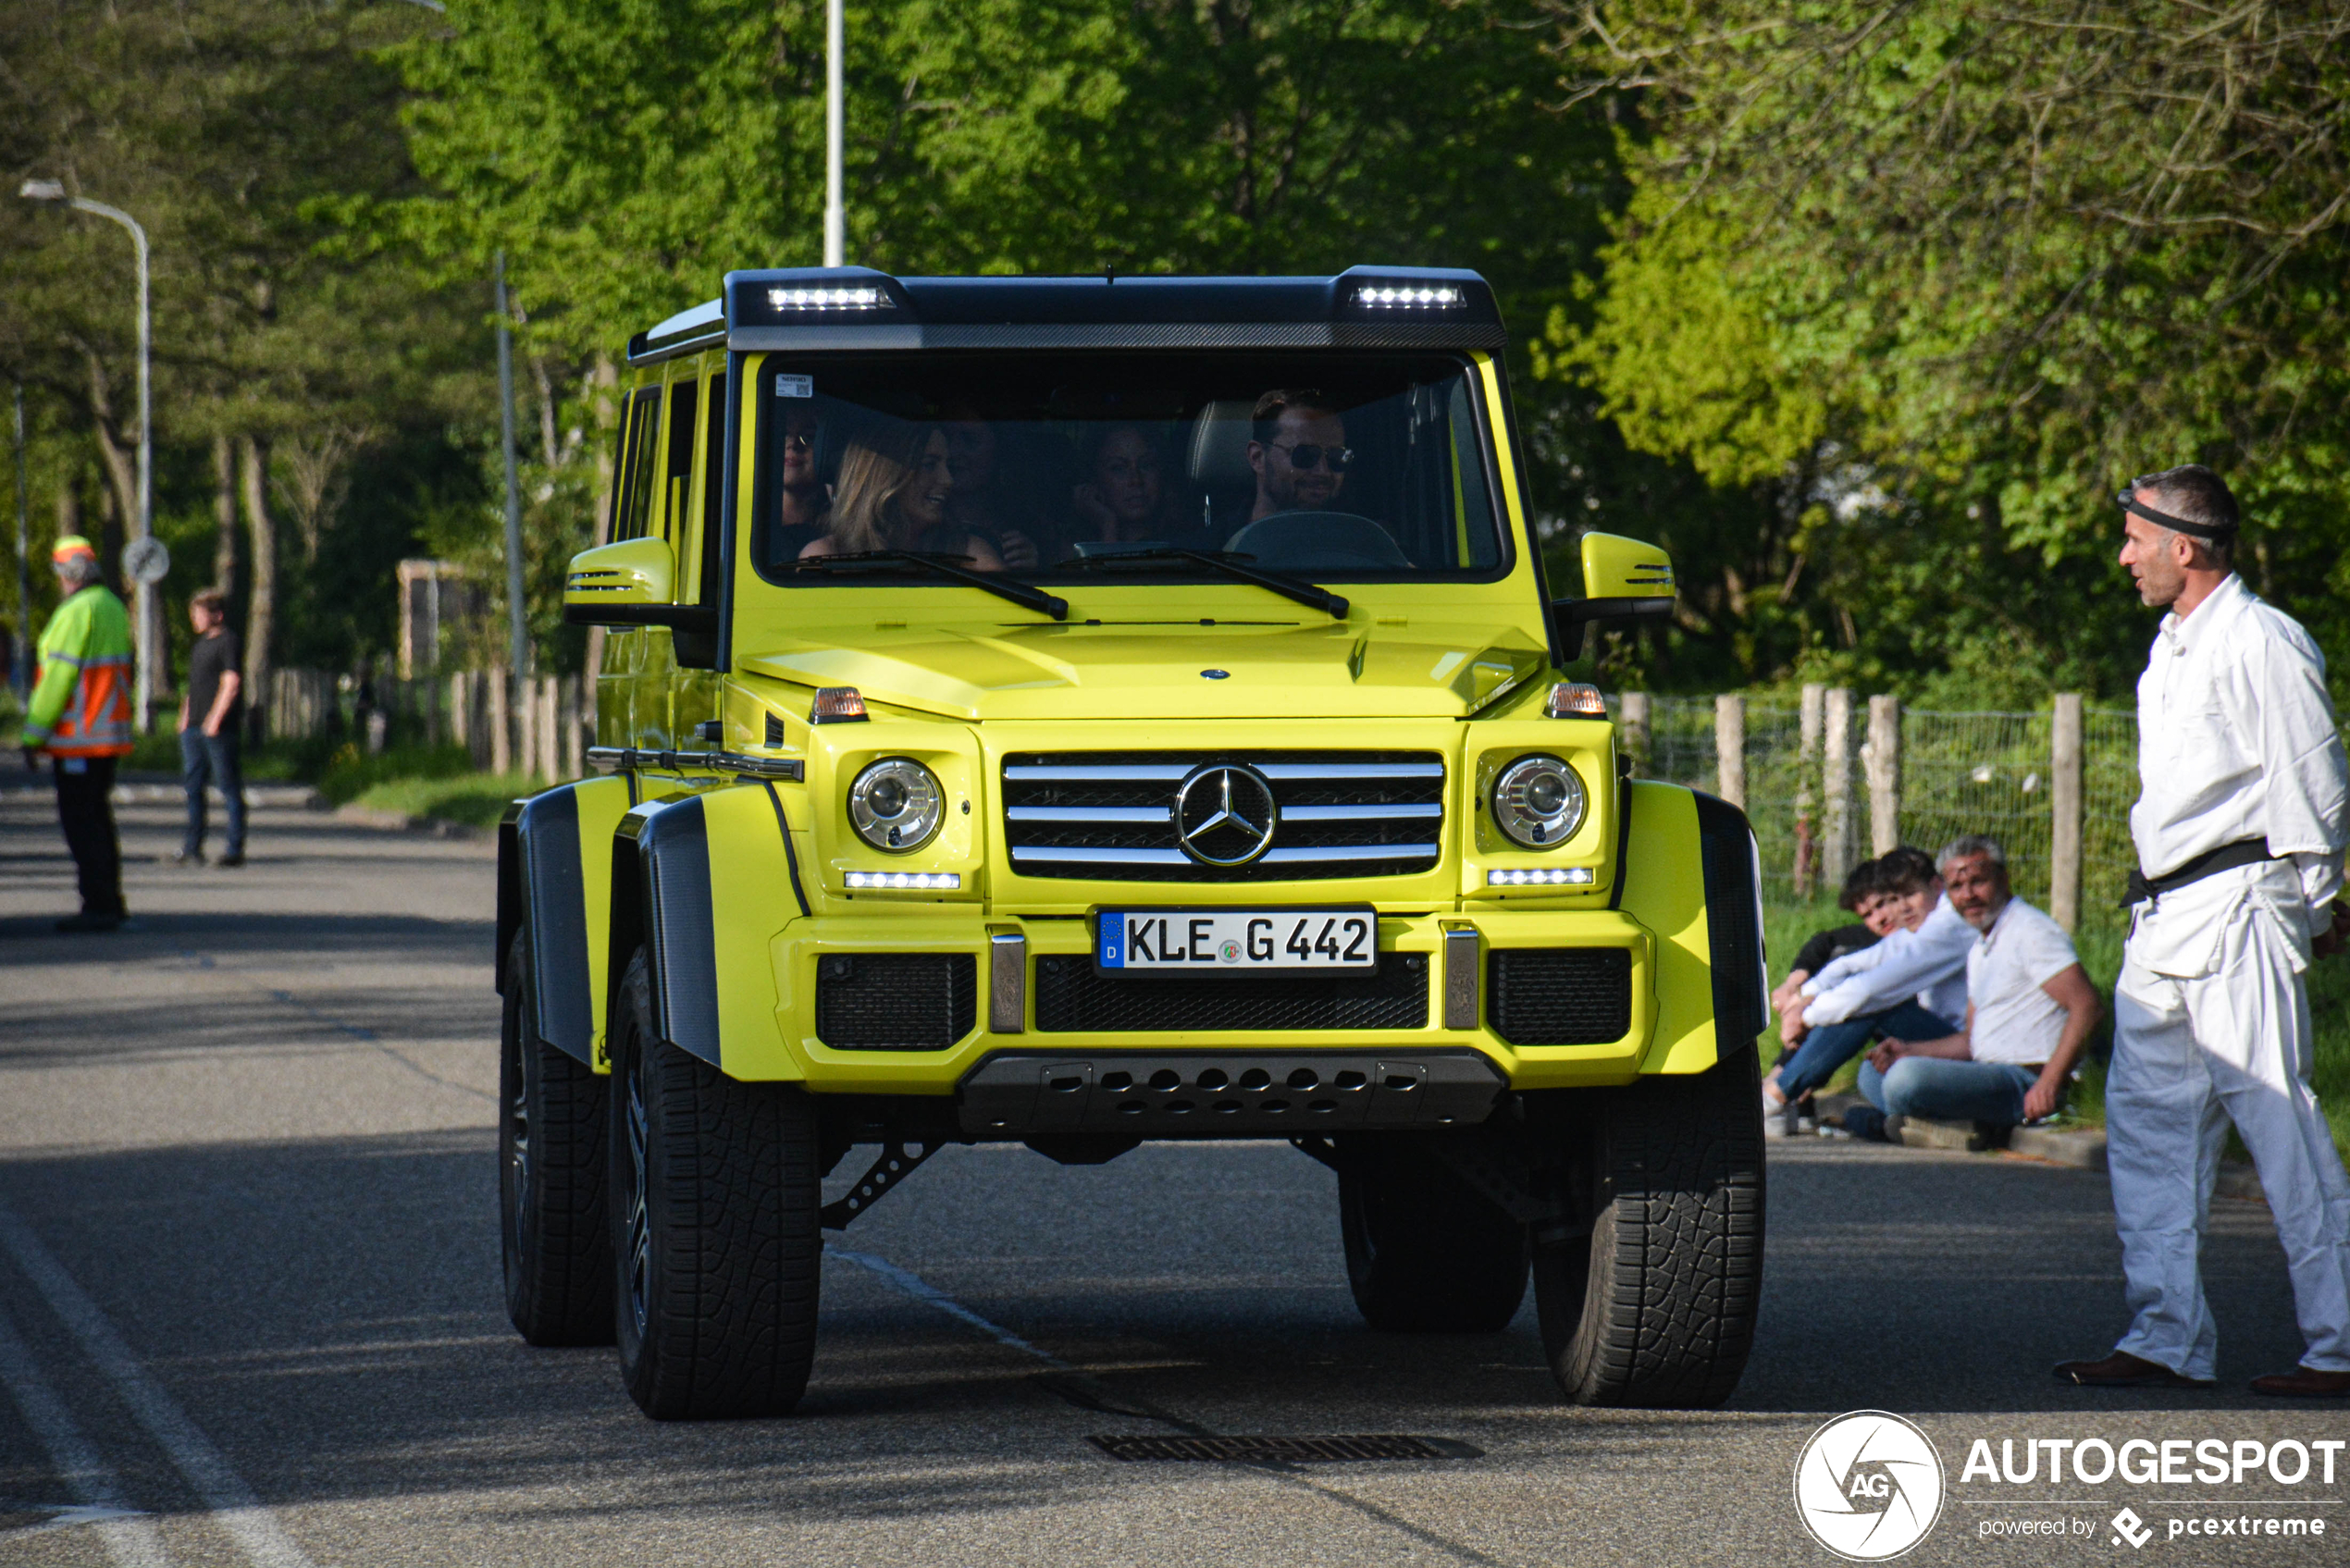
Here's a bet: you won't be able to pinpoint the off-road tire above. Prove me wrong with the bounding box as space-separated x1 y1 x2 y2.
501 929 613 1346
1338 1134 1529 1332
610 949 821 1419
1534 1042 1765 1407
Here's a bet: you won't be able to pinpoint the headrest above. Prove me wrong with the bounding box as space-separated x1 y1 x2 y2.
1187 400 1256 490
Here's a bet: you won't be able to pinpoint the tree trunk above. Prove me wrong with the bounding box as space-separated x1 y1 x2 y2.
585 352 620 684
239 435 278 743
212 434 239 597
84 352 142 550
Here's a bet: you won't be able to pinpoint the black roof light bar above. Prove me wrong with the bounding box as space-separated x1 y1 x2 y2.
625 265 1504 364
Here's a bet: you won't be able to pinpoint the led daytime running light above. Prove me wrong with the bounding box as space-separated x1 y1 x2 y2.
1487 867 1595 886
769 285 886 311
1355 285 1464 309
845 870 959 890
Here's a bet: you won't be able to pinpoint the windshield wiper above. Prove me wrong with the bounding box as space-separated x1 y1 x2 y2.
787 550 1069 621
1054 548 1347 619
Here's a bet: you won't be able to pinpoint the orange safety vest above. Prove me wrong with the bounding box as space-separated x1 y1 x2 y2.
25 586 135 758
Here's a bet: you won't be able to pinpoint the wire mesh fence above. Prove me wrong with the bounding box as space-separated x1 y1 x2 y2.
1614 692 2143 917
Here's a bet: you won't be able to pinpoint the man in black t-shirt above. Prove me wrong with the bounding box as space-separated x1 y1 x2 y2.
178 589 246 866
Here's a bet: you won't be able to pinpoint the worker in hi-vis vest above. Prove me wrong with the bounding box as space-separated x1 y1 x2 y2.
21 536 134 932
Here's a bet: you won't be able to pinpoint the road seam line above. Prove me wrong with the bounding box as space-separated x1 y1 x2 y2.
0 1204 316 1568
0 1298 172 1568
822 1242 1520 1568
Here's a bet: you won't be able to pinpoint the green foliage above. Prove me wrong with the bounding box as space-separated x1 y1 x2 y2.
1538 0 2350 698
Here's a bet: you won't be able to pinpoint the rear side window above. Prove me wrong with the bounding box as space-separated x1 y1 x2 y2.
610 388 662 542
662 377 699 544
699 372 726 607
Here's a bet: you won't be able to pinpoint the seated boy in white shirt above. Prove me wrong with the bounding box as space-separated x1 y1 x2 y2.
1842 836 2103 1142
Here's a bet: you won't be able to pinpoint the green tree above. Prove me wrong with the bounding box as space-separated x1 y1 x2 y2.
1539 0 2350 698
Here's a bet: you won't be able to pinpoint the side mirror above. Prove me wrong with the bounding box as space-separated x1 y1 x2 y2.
1552 531 1676 660
562 537 714 632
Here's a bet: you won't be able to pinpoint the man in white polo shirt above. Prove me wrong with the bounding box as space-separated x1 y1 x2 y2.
1841 836 2101 1142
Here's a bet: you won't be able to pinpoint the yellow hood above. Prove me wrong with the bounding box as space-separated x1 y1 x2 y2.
741 619 1550 722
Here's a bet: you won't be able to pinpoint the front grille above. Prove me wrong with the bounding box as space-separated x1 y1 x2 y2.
1034 954 1429 1031
1486 948 1632 1045
816 953 976 1049
1002 750 1444 882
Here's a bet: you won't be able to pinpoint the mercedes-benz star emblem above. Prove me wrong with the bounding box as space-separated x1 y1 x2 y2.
1174 764 1278 866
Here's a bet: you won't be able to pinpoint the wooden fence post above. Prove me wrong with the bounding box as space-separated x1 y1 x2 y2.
537 674 559 782
1823 687 1856 888
1714 694 1746 809
1795 683 1824 896
1865 694 1902 855
561 674 584 781
489 666 511 775
2051 693 2084 932
1618 691 1651 775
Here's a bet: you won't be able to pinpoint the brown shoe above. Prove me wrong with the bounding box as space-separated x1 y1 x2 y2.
2054 1351 2215 1389
2251 1366 2350 1398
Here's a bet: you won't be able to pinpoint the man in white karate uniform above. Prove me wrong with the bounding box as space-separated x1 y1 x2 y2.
2056 464 2350 1396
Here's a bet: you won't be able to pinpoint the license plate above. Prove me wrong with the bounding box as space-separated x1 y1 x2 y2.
1096 909 1376 975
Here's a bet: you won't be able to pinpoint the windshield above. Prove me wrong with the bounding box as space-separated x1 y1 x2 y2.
748 352 1505 587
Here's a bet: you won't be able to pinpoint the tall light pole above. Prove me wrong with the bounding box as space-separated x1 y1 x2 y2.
824 0 845 266
495 252 528 678
10 384 28 701
19 179 156 729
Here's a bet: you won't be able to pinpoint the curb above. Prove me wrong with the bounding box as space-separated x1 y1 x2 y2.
331 804 485 840
2007 1125 2108 1170
1 780 323 809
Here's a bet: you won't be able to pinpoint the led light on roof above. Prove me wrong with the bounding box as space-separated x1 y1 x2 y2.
1355 284 1464 309
768 286 887 311
1545 681 1607 718
1487 867 1596 887
845 870 960 890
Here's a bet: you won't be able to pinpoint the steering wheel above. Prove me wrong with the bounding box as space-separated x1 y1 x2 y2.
1221 511 1411 573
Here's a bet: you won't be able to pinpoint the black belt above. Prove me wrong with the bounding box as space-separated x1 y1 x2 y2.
2122 837 2276 907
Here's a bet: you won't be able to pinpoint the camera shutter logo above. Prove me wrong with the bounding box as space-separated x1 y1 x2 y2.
1792 1411 1945 1561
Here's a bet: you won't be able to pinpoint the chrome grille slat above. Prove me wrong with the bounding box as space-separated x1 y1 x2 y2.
1279 803 1441 821
1007 805 1172 823
1255 762 1445 781
1002 750 1445 883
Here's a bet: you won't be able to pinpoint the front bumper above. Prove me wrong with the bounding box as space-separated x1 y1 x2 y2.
759 907 1670 1094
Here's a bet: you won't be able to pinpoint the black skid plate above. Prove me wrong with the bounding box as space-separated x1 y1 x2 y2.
956 1049 1505 1140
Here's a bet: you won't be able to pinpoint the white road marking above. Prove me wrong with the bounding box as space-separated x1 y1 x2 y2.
824 1244 1075 1368
0 1204 315 1568
0 1299 172 1568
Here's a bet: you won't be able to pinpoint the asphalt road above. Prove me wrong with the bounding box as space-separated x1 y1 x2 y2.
2 781 2344 1567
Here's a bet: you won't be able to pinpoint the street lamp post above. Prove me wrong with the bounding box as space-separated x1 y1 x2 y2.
824 0 844 266
19 180 157 730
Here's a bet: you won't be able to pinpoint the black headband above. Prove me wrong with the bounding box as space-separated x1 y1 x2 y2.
2117 489 2236 540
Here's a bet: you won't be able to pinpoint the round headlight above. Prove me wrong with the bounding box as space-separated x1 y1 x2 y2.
1491 754 1587 850
847 758 944 853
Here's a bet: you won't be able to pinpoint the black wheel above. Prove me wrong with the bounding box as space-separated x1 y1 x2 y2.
609 949 821 1419
1533 1043 1765 1408
1337 1135 1529 1332
501 929 613 1346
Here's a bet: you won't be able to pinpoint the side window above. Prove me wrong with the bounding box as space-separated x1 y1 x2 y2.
661 377 699 547
610 389 662 541
699 372 726 608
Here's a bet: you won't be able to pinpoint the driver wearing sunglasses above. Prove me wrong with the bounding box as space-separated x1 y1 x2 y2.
1246 387 1352 523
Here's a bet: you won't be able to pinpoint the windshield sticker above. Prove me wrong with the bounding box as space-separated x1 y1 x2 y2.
776 374 813 398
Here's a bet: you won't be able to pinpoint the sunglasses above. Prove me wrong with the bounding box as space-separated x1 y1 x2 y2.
1271 441 1354 473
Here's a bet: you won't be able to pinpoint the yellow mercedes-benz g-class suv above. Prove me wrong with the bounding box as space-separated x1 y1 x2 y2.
496 265 1766 1420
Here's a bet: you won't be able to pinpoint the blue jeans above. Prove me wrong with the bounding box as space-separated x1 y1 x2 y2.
180 728 246 858
1859 1056 2039 1126
1776 1002 1956 1100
